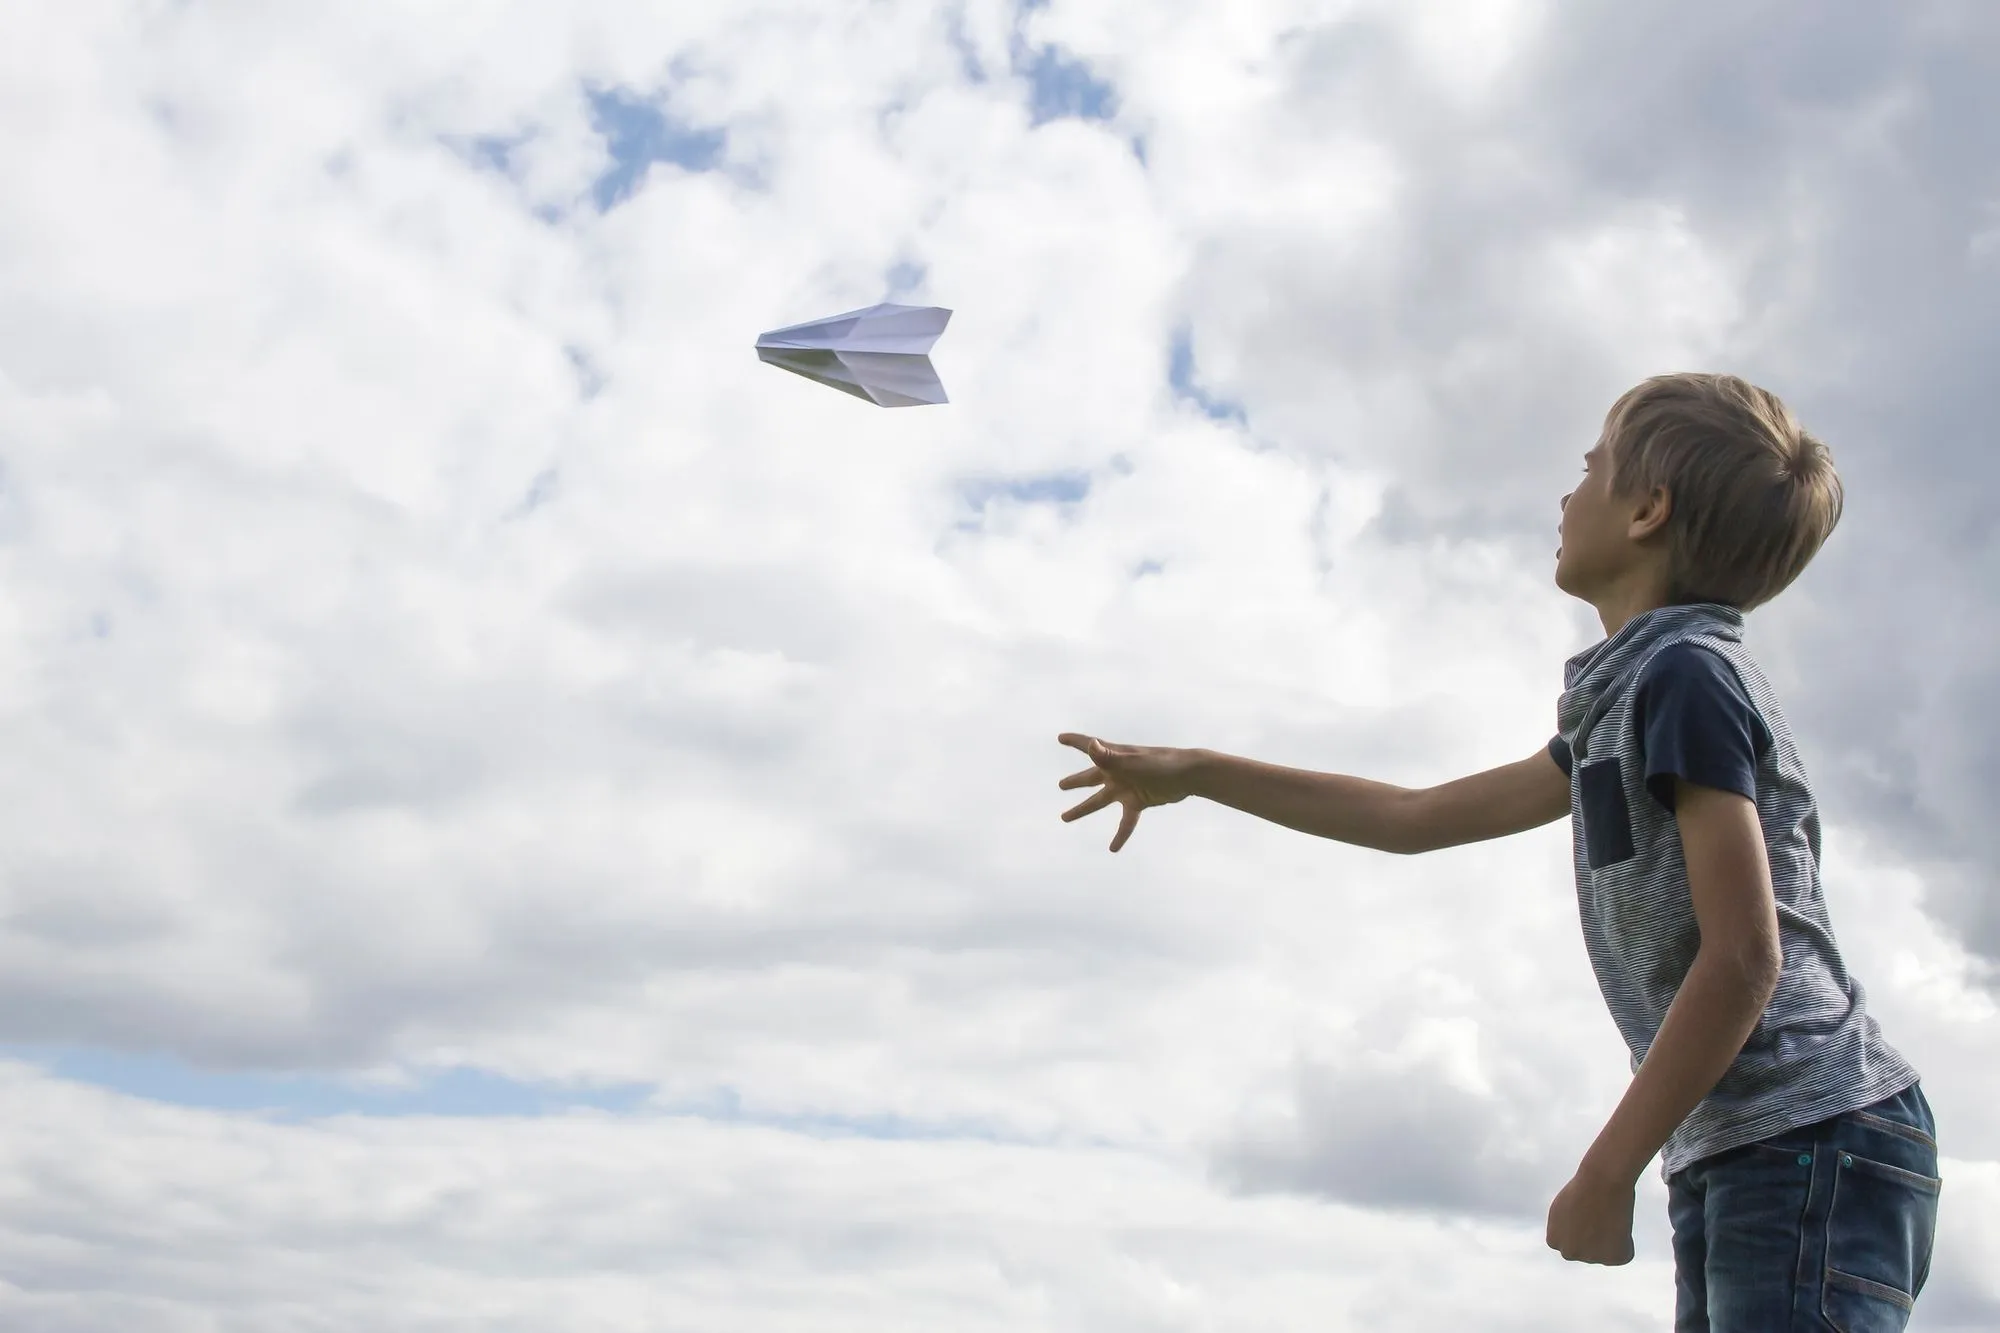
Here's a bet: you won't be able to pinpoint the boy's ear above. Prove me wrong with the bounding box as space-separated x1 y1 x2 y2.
1627 485 1673 543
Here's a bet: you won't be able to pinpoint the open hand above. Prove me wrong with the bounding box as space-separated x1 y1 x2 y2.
1545 1163 1637 1266
1056 734 1197 853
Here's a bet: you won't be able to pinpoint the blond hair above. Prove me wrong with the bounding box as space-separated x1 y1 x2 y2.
1603 373 1843 610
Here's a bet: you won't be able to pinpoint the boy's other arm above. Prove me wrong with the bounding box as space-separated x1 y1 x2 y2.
1548 779 1783 1264
1182 747 1571 855
1578 780 1783 1181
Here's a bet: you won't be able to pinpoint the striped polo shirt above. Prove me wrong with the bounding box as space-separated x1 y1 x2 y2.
1549 602 1918 1180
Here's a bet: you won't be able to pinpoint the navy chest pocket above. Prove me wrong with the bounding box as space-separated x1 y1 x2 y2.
1579 758 1635 869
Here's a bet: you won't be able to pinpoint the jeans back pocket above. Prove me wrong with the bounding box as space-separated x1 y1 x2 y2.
1579 758 1635 869
1822 1149 1940 1332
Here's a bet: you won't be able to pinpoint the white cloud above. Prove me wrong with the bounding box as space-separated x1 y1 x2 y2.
0 1065 1683 1333
0 1 1995 1329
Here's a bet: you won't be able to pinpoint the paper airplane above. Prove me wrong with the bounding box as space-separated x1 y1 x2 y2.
754 303 952 407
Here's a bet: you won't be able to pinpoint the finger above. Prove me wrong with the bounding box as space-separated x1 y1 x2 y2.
1057 766 1105 791
1110 803 1138 852
1060 733 1117 764
1062 790 1117 823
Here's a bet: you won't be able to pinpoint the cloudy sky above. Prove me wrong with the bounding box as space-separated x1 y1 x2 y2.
2 1 1996 1328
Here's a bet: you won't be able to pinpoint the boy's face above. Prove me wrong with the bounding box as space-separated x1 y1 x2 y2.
1555 437 1636 601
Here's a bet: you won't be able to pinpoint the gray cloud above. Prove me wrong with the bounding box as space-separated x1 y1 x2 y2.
1216 1057 1558 1219
1156 0 2000 964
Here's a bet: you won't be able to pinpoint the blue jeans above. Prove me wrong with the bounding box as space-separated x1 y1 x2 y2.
1668 1083 1940 1332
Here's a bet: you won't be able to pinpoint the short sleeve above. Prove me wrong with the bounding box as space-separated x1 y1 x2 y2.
1548 734 1573 777
1633 643 1770 811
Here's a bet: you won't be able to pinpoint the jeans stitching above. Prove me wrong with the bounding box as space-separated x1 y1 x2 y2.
1822 1158 1848 1333
1800 1141 1826 1328
1840 1151 1941 1194
1825 1267 1916 1310
1849 1108 1936 1151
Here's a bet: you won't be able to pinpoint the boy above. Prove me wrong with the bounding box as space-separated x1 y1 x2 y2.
1057 374 1940 1331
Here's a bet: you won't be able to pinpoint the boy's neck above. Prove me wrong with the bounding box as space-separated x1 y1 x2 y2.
1591 568 1675 639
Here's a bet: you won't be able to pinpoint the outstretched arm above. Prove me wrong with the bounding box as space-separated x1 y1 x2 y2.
1182 746 1571 854
1058 733 1570 855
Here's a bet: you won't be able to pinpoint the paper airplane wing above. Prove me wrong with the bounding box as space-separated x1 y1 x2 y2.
755 303 951 407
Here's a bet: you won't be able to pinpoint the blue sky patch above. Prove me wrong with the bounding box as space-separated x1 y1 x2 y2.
885 260 929 297
464 131 527 176
17 1048 650 1120
1008 0 1116 127
1168 327 1248 424
565 344 604 399
12 1049 1031 1143
586 87 726 211
1021 45 1117 125
960 471 1092 510
515 467 560 518
659 1086 1014 1143
946 7 989 83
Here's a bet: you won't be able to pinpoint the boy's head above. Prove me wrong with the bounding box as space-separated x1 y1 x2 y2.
1556 373 1843 617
